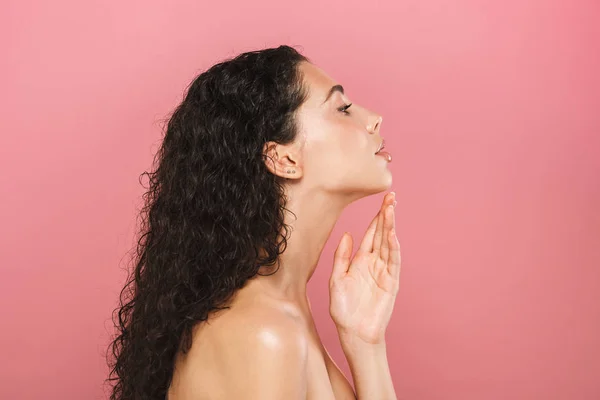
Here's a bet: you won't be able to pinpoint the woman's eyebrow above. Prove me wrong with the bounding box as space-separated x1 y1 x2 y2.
322 84 344 104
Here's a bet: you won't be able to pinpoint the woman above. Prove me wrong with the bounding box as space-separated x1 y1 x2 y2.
107 45 400 400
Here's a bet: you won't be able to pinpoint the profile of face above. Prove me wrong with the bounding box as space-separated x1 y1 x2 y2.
265 61 392 201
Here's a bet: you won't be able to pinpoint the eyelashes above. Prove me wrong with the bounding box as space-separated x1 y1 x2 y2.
338 102 353 115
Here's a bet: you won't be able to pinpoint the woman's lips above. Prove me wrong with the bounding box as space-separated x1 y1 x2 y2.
376 151 392 162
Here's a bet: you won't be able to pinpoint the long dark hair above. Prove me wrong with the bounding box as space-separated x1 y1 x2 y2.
106 45 310 400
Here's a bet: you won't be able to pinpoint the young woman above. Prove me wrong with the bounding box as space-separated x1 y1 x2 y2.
107 45 400 400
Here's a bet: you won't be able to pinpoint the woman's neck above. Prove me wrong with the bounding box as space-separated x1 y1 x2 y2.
255 186 350 303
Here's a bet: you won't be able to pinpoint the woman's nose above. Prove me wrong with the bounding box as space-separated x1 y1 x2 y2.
368 115 383 134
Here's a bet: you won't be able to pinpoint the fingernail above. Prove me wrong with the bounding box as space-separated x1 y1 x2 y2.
393 200 397 208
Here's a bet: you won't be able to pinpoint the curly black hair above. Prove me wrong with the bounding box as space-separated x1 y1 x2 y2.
105 45 311 400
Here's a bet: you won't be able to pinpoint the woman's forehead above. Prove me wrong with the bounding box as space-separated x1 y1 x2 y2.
299 62 341 104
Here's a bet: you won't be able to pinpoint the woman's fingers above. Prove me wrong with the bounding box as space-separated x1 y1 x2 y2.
373 192 395 255
388 226 401 281
358 192 396 256
358 210 380 254
332 232 353 280
380 205 394 264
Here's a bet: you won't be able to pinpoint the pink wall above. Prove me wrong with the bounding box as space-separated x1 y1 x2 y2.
2 0 599 398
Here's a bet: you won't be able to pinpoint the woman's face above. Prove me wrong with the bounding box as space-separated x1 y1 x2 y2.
292 61 392 195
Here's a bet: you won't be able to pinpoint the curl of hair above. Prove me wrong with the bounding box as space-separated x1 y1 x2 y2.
106 45 310 400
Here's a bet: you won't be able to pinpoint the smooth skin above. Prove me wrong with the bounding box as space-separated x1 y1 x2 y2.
167 61 399 400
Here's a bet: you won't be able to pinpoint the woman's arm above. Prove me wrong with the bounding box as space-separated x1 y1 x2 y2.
339 334 397 400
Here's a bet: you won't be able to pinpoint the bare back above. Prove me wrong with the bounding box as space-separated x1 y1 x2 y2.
166 281 356 400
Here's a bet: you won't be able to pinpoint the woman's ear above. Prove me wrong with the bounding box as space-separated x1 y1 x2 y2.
262 141 303 180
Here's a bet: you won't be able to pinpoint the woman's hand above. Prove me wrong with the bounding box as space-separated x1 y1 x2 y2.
329 192 401 346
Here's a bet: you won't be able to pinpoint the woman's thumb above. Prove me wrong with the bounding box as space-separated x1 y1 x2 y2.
332 232 352 280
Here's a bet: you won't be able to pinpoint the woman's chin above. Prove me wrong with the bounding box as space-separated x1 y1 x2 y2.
381 170 394 190
379 174 393 191
365 171 393 195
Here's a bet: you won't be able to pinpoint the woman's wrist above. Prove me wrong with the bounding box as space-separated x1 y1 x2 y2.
337 331 397 400
337 325 386 345
337 328 387 357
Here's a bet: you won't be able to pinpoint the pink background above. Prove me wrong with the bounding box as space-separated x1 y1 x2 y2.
2 0 599 399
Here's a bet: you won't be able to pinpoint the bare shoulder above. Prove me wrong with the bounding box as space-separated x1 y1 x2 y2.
177 297 308 400
229 306 308 397
217 299 308 357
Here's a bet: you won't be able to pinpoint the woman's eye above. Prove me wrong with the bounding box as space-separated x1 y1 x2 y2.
338 103 352 115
